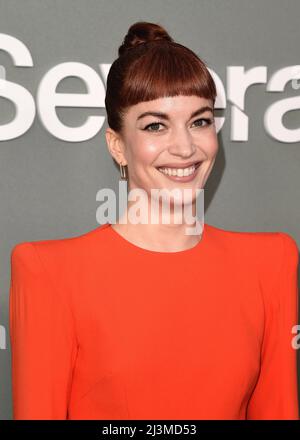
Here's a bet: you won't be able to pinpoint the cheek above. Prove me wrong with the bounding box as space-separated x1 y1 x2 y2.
199 131 218 156
130 136 162 166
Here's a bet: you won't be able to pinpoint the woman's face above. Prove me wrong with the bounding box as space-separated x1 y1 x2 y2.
108 94 218 203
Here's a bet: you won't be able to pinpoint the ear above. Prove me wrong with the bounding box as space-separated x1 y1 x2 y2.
105 127 127 166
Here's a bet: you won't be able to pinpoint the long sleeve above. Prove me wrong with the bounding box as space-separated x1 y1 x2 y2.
9 241 78 419
246 232 299 419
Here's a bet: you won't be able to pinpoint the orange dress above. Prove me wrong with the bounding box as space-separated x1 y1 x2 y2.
9 222 299 420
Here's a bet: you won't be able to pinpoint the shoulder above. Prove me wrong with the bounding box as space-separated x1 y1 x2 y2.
277 232 299 266
206 223 298 257
206 223 298 273
207 224 298 298
10 223 111 272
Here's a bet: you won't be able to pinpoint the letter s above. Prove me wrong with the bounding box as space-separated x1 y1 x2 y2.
0 34 35 141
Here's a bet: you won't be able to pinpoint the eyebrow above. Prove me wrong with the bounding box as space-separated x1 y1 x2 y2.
136 105 214 122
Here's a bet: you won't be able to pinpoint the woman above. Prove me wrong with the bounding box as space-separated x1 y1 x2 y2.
9 21 299 420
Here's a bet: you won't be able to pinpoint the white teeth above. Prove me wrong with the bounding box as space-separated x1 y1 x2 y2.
158 164 196 177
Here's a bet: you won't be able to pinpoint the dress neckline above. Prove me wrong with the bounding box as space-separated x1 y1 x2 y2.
105 221 208 256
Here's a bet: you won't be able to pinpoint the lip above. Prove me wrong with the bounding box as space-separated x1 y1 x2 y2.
156 160 202 169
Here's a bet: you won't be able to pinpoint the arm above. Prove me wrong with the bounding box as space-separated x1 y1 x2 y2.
246 232 299 419
9 241 78 419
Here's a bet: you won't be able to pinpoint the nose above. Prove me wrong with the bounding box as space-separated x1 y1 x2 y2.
167 125 196 158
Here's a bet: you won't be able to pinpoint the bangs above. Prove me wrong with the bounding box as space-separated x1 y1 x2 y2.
120 42 216 108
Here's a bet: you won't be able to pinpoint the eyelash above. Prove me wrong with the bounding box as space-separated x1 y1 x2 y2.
143 118 214 132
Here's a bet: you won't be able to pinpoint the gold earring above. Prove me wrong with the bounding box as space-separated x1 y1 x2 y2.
119 162 127 180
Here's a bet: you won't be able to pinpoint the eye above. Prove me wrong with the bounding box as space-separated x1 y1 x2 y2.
143 122 164 132
192 118 214 127
143 118 214 132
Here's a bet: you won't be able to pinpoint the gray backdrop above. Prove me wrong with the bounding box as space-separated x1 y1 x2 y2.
0 0 299 420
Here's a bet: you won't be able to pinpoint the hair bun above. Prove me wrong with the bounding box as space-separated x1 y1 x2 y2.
118 21 173 57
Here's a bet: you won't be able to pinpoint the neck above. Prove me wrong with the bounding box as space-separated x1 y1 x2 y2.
113 195 203 252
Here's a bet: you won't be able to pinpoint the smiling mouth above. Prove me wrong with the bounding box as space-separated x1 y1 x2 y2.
156 161 202 178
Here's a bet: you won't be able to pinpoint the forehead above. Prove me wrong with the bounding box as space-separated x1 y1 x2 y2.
126 95 213 118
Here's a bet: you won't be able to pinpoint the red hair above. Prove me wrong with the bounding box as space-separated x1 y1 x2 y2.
105 21 217 134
